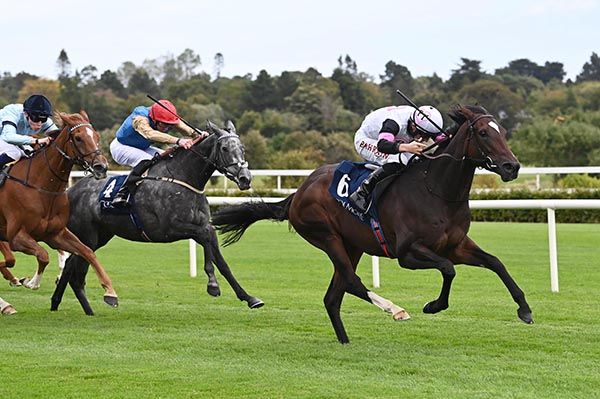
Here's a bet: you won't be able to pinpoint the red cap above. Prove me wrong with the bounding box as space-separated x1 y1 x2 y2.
149 100 180 124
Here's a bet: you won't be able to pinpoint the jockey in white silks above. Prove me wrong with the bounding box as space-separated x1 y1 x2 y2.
350 105 445 212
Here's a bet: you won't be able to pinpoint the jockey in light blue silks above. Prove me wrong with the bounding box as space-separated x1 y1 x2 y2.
109 99 208 205
0 94 57 169
350 105 445 212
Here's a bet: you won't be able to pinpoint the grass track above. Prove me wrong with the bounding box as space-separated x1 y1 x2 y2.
1 222 599 398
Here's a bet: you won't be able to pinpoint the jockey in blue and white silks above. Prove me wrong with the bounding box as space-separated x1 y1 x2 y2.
350 105 444 212
0 95 57 168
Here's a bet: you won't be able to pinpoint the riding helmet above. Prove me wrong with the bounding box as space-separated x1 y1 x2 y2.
411 105 443 136
149 100 180 124
23 94 53 117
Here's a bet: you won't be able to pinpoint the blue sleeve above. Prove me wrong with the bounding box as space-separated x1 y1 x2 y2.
0 108 34 146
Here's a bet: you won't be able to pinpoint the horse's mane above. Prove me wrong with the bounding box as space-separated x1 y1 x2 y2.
445 104 490 136
54 111 90 128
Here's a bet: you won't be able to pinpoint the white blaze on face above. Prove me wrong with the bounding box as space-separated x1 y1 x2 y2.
84 127 95 140
488 121 500 133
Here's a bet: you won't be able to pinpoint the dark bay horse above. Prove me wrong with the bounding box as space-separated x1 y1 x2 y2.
50 121 263 315
213 105 532 343
0 111 114 315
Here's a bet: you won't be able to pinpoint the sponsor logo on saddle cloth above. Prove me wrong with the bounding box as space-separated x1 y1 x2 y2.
98 175 130 214
328 160 381 223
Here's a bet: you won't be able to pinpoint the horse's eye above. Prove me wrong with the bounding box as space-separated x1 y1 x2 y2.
75 136 83 142
478 130 488 137
222 147 229 152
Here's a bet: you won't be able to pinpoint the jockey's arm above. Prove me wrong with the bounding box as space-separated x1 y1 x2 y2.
0 121 32 146
376 118 426 155
133 116 179 145
173 121 208 139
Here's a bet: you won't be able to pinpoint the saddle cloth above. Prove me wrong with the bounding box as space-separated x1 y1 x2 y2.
98 175 131 214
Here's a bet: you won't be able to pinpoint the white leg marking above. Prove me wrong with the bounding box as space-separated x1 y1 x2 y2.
368 291 410 320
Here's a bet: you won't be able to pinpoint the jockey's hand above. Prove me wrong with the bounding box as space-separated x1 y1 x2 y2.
36 137 52 146
198 130 209 139
177 138 194 149
399 141 428 154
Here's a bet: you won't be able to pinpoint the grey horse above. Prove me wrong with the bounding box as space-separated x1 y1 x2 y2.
51 121 264 315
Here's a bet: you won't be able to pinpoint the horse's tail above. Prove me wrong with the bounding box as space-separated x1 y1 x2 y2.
212 194 294 246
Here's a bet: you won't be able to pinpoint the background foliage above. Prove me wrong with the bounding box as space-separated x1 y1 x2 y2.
2 50 600 169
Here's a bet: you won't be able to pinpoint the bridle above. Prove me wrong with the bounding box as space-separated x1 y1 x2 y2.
47 123 103 181
3 122 104 194
189 133 248 181
419 113 498 171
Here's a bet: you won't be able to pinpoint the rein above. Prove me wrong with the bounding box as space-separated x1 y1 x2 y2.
422 113 496 203
140 132 247 195
2 122 102 195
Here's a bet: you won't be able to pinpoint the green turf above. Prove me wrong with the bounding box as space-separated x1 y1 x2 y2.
1 222 598 398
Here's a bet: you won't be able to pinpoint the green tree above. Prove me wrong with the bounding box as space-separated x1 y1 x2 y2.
577 52 600 82
56 49 71 79
241 129 269 168
446 58 486 92
380 61 415 102
249 70 278 111
455 79 525 131
128 68 160 96
511 118 600 166
331 68 367 114
214 76 252 119
97 70 128 98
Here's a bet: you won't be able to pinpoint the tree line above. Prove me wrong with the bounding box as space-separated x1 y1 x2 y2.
1 49 600 169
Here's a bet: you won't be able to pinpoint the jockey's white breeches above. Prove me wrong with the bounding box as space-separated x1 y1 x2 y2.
110 138 162 168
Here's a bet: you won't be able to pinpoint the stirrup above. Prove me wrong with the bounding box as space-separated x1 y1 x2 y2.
111 193 130 206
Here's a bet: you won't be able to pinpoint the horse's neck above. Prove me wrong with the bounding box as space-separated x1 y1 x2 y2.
24 130 73 191
153 143 215 189
426 136 476 201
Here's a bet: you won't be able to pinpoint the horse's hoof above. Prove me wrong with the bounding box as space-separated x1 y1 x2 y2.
207 285 221 297
518 310 534 324
9 280 22 287
1 304 17 315
103 295 119 308
393 309 410 321
247 297 264 309
423 301 448 314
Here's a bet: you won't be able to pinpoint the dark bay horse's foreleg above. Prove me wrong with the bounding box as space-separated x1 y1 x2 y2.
398 242 456 314
204 226 264 309
45 228 118 307
449 236 533 324
9 230 50 289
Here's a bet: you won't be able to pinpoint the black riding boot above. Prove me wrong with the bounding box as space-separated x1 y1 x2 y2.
0 154 16 187
349 163 404 212
111 159 153 206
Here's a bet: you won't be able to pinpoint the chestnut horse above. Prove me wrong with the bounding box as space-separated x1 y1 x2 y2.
213 105 532 343
0 112 115 315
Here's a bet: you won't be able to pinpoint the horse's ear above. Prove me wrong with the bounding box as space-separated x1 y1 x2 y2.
79 110 90 122
225 120 236 134
206 120 220 133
